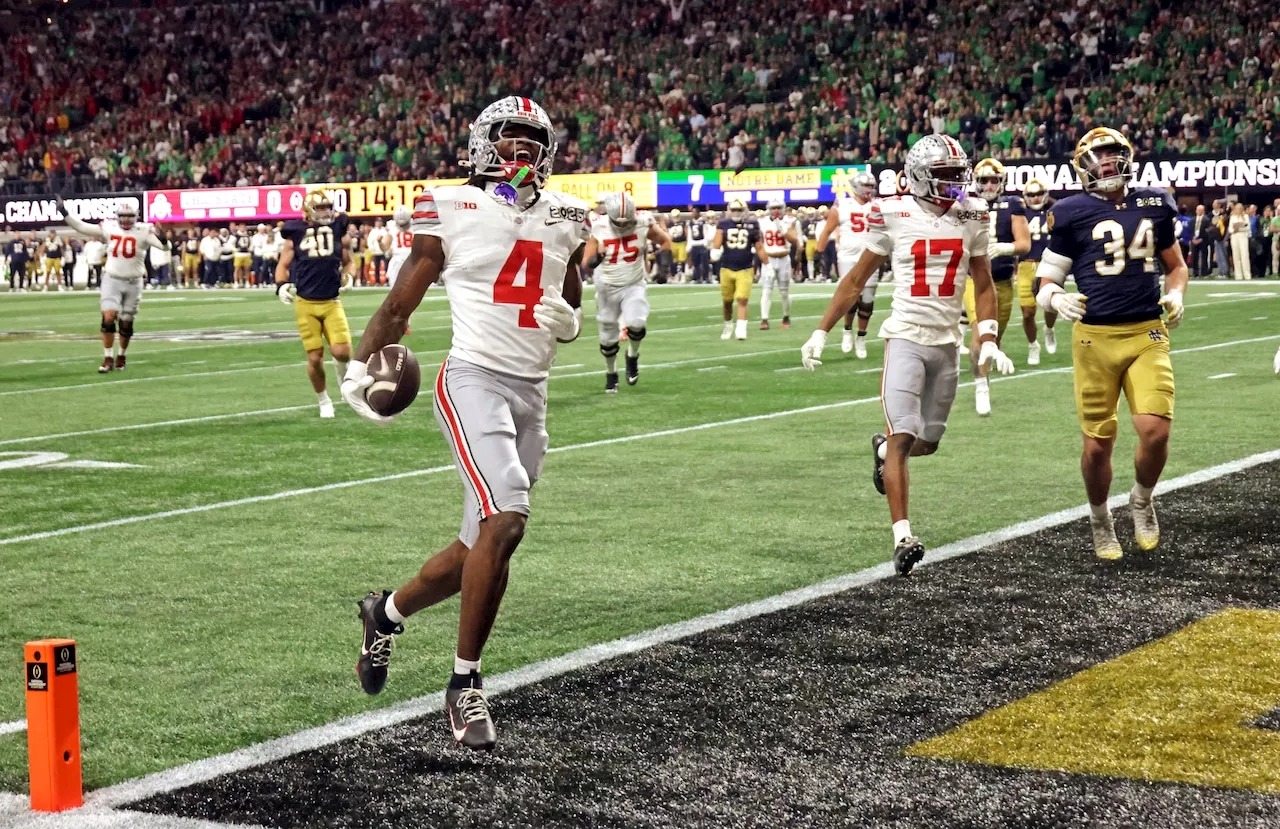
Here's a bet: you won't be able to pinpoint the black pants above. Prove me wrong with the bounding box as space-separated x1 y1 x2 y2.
9 260 28 289
63 261 74 287
1190 241 1210 277
88 264 103 289
689 246 710 283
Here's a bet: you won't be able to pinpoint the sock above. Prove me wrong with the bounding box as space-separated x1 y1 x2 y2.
1089 502 1111 522
627 340 639 358
877 440 888 461
103 346 113 358
335 359 348 386
317 391 330 404
384 591 406 623
857 330 867 338
454 655 481 676
1132 482 1154 503
604 350 617 373
761 284 772 321
975 375 989 390
892 519 912 545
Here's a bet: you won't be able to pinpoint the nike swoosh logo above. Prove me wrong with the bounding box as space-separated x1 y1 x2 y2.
544 219 566 226
452 725 468 741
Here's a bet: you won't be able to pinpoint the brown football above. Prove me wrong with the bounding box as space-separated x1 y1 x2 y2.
365 344 420 416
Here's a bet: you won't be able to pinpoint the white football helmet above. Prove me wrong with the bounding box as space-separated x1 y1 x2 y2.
115 203 138 230
767 198 785 219
393 206 412 229
468 96 556 188
851 170 875 202
904 134 972 205
603 191 637 229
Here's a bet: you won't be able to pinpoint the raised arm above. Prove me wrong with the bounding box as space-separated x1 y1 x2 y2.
54 195 105 241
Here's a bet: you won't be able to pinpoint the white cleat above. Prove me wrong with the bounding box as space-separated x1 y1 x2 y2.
1273 346 1280 375
319 398 336 419
1130 487 1159 551
841 329 854 353
975 381 991 416
1090 511 1124 560
855 336 868 360
720 322 733 341
1044 326 1057 355
735 320 748 341
958 341 970 356
1027 341 1041 366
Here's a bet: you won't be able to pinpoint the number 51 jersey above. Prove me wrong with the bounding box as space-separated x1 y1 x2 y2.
864 195 990 346
413 185 591 380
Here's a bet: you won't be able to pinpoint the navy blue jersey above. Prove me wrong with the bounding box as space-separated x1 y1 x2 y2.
283 214 349 301
1045 188 1176 325
8 240 29 263
235 231 252 254
1025 201 1053 261
689 221 708 242
989 195 1026 281
669 221 686 242
717 218 761 271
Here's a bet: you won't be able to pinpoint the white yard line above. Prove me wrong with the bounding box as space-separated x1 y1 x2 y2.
0 406 316 447
74 447 1280 811
0 363 306 397
1208 373 1237 380
0 720 25 736
0 792 270 829
697 365 727 372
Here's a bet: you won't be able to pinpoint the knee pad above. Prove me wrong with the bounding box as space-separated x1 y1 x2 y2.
624 326 646 342
118 317 135 338
599 342 620 358
100 316 117 335
857 300 874 321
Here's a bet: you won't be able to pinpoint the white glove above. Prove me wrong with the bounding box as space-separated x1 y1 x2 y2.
532 283 580 341
339 360 397 426
276 282 297 305
1158 288 1184 329
977 340 1015 375
1049 290 1087 322
340 271 354 293
801 329 827 371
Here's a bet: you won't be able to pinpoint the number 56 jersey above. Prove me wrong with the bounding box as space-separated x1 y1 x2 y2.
413 185 591 380
864 195 990 346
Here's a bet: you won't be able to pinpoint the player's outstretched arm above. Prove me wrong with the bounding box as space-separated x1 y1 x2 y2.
53 195 105 241
355 234 443 361
816 249 886 333
815 209 839 252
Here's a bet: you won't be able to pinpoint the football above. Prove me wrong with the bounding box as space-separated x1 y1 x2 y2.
365 344 421 416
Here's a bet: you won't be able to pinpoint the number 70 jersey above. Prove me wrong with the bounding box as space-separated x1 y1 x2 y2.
864 194 991 346
412 185 592 380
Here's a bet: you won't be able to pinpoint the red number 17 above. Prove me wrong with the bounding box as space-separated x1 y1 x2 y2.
909 238 963 297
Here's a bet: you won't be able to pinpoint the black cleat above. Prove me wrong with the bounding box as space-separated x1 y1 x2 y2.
625 354 639 385
760 319 770 330
356 591 402 695
872 433 887 495
605 372 619 394
98 357 114 374
114 354 126 371
893 536 925 577
446 671 497 750
782 316 790 328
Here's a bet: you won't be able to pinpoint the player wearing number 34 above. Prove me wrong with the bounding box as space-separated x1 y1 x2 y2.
800 134 1015 578
340 96 590 752
1035 126 1188 561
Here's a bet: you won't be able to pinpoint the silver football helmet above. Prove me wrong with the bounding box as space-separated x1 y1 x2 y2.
851 170 875 201
767 198 785 219
393 205 412 229
904 135 972 205
603 191 637 229
467 96 556 188
115 203 138 230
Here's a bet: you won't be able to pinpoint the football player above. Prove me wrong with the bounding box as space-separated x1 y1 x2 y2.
6 233 30 292
686 207 710 284
56 196 164 372
1018 178 1057 364
342 96 589 751
800 135 1014 576
712 199 768 340
585 191 670 392
817 171 878 357
217 227 235 286
181 230 201 289
757 198 799 329
668 208 687 282
42 230 64 291
232 223 253 287
966 158 1029 415
1035 127 1188 560
366 218 391 285
250 223 269 287
385 206 414 287
275 192 357 418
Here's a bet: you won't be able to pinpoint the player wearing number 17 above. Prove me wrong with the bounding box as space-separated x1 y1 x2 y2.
800 134 1015 576
340 96 589 752
1035 127 1188 561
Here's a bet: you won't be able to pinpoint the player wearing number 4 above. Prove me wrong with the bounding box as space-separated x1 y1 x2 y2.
1036 127 1188 561
55 194 164 374
713 200 768 340
275 191 357 419
340 96 589 752
801 134 1015 577
584 191 670 392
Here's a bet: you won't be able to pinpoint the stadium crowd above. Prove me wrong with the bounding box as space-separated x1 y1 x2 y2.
2 0 1279 195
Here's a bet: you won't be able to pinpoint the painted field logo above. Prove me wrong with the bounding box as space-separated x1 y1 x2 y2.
909 609 1280 793
0 451 144 471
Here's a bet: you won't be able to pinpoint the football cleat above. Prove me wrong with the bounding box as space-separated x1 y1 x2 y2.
958 341 970 356
781 316 790 329
356 591 402 696
605 372 619 394
625 354 639 386
872 433 887 496
975 381 991 416
892 536 925 577
1090 511 1124 560
446 672 497 751
735 320 748 340
114 354 127 371
1027 341 1041 366
319 398 336 419
98 357 114 374
1130 487 1160 551
720 322 733 340
760 319 770 331
855 336 868 360
1273 346 1280 375
841 329 854 353
1045 326 1058 355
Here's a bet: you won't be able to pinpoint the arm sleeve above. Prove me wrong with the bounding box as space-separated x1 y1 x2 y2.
863 202 891 256
410 190 444 238
63 212 106 240
1043 205 1076 268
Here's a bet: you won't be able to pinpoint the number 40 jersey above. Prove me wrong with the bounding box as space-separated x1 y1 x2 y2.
283 213 350 301
412 185 591 380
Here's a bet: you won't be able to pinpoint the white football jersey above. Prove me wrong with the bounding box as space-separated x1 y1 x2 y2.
388 225 414 259
412 184 591 380
251 232 268 257
591 211 651 288
100 220 156 280
836 196 875 258
758 215 796 256
865 195 990 346
367 226 391 256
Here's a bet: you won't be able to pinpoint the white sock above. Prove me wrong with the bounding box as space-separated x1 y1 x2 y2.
975 375 989 390
1132 483 1154 502
627 340 639 358
103 346 113 358
317 391 330 403
454 655 481 676
335 359 348 386
1089 502 1111 522
384 591 406 624
892 519 912 545
761 284 772 321
877 440 888 461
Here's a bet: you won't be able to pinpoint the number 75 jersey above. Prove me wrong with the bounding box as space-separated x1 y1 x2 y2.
412 185 591 380
864 195 990 346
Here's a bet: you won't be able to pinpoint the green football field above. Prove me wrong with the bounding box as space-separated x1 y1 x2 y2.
0 279 1277 793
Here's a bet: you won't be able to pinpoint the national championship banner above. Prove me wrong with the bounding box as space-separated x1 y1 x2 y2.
144 185 308 223
1 192 144 230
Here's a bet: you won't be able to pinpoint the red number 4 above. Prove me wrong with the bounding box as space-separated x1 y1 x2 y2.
493 240 544 328
910 238 963 297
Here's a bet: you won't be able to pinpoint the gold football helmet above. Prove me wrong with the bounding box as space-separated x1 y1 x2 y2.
1073 127 1133 194
728 199 747 221
973 158 1007 202
1024 178 1050 210
302 191 335 225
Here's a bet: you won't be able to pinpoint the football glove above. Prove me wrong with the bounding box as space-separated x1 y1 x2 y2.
1041 285 1087 322
339 360 397 426
977 340 1015 375
801 329 827 371
1158 288 1184 329
532 283 580 342
276 282 297 305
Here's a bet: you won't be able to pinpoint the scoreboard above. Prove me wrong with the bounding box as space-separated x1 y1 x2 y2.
656 165 872 208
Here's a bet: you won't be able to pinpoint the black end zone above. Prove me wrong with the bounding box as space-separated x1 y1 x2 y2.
134 461 1280 828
